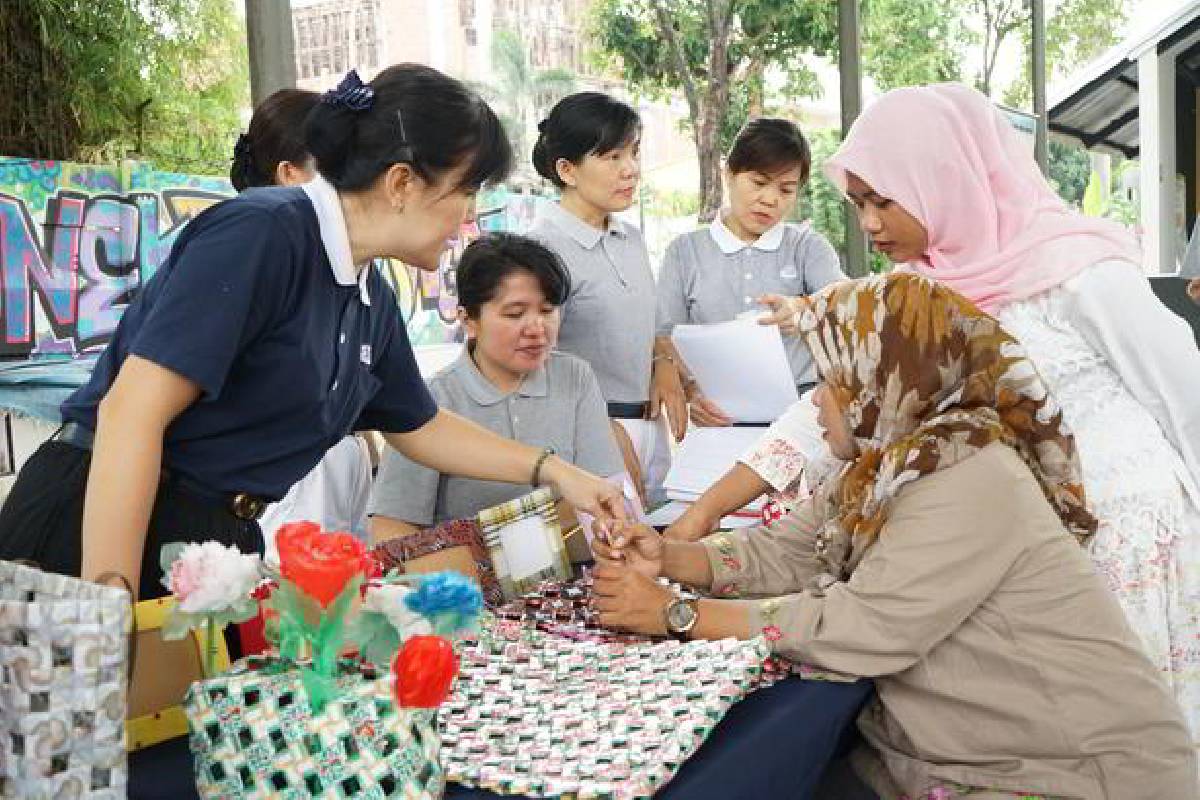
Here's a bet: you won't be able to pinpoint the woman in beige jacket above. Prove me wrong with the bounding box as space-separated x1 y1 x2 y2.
593 273 1196 800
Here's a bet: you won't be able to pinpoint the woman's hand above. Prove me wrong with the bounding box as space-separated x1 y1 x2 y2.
542 458 627 528
591 521 663 579
592 563 674 636
756 293 804 335
649 357 689 442
689 395 732 427
664 506 718 542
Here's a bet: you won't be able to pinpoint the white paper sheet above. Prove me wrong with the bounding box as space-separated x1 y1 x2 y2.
671 318 798 423
645 500 761 529
663 426 767 501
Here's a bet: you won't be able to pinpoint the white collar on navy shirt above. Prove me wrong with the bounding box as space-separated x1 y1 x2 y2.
540 201 627 251
709 210 785 255
301 174 372 306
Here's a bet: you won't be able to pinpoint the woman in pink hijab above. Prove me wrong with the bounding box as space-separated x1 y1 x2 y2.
809 82 1200 738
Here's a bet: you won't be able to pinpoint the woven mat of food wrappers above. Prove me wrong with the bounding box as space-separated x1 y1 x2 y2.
439 574 854 799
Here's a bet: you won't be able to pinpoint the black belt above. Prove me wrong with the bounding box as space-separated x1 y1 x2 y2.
607 402 649 420
52 422 268 521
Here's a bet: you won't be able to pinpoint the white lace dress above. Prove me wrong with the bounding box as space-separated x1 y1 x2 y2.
995 260 1200 739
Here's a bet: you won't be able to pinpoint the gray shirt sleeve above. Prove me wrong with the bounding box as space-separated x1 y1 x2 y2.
570 360 625 477
799 229 846 294
655 236 690 336
369 444 440 527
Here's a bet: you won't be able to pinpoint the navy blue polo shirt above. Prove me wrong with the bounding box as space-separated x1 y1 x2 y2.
61 180 438 500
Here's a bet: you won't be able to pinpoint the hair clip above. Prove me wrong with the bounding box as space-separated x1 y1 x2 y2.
233 132 253 162
395 109 415 163
323 69 375 112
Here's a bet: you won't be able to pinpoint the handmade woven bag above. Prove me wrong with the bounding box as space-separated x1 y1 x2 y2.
185 655 441 800
0 560 131 800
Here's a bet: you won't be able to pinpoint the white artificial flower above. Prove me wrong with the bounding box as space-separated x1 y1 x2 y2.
167 541 263 614
361 583 432 642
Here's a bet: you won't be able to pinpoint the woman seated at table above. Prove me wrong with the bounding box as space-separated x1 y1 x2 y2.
370 232 626 550
656 117 844 427
593 272 1196 799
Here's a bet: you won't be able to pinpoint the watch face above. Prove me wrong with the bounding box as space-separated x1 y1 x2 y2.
667 599 696 632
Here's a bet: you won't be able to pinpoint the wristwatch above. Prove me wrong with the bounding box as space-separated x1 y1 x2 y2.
663 596 698 640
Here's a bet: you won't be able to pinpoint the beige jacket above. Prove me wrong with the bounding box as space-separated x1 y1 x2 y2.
702 442 1196 799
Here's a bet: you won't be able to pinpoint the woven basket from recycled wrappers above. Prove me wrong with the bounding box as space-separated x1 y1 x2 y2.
440 624 771 799
185 655 441 800
0 560 131 800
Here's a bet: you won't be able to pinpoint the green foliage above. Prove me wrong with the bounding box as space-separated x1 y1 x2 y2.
641 184 701 219
588 0 836 104
587 0 836 216
476 29 576 168
0 0 248 174
1047 138 1093 206
799 129 847 255
861 0 970 92
1005 0 1127 107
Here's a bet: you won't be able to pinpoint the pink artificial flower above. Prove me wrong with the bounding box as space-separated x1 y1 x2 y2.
168 557 203 605
762 625 783 642
165 541 263 614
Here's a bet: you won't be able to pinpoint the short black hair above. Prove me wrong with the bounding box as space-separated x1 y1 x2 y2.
231 89 319 191
727 117 812 183
305 64 513 193
456 233 572 318
531 92 640 188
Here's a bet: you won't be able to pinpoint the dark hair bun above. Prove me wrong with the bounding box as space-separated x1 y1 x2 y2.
305 64 513 193
230 89 319 191
229 134 262 191
531 92 640 188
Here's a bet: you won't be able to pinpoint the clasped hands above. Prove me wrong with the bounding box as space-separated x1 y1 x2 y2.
590 521 675 637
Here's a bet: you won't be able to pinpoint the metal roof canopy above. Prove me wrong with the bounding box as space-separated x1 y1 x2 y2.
1049 1 1200 158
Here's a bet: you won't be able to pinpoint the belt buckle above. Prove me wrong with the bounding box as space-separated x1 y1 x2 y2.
231 493 265 521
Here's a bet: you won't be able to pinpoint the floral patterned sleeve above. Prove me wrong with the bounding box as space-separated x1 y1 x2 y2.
699 495 825 599
738 392 826 494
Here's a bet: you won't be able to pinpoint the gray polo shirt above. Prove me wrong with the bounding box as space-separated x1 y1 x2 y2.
656 215 845 385
369 349 623 526
528 202 658 404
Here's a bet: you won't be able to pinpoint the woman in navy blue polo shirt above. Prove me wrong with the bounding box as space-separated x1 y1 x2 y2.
0 65 624 599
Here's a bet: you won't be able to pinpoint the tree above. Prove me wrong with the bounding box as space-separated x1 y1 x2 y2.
862 0 970 92
972 0 1027 97
589 0 837 222
1004 0 1127 107
476 29 576 172
1 0 248 174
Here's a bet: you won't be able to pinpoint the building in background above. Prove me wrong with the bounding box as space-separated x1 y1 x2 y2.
291 0 595 91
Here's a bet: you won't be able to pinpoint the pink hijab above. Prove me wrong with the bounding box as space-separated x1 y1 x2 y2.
824 83 1141 313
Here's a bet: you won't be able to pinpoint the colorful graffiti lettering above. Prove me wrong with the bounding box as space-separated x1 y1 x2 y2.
0 156 545 360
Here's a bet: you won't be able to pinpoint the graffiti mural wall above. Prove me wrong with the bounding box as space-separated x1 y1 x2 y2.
0 156 547 362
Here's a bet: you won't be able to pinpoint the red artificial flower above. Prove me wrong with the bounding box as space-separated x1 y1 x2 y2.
391 635 458 709
250 579 278 601
276 521 372 608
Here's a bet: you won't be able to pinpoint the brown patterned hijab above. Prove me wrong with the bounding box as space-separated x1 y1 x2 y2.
796 272 1096 565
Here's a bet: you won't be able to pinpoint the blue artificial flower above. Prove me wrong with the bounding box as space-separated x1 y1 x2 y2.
404 571 483 621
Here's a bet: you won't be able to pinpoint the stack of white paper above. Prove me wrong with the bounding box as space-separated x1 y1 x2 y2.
645 500 761 529
671 317 798 423
663 426 767 506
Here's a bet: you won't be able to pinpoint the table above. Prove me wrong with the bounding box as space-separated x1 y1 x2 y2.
129 677 872 800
